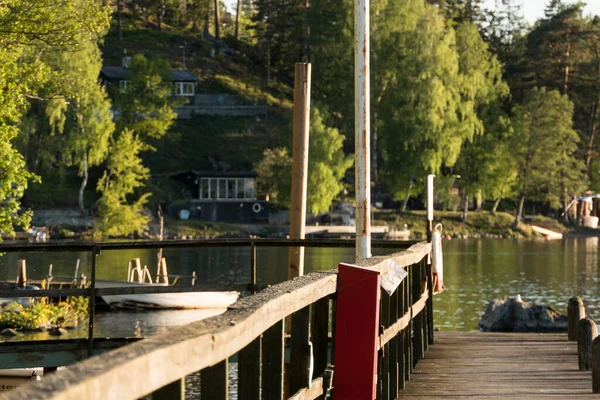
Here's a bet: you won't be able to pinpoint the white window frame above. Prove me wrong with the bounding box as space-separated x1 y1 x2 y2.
174 82 195 97
199 177 256 200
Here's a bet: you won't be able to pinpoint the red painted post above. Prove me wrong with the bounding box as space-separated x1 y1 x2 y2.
333 263 381 399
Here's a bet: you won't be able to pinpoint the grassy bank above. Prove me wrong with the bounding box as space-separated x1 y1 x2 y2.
375 210 569 239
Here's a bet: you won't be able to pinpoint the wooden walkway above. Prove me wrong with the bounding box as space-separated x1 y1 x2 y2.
401 331 597 399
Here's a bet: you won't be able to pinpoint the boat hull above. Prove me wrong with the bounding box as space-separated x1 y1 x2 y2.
96 280 239 310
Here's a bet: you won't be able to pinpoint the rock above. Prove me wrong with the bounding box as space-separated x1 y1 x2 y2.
0 328 19 337
49 327 68 336
478 296 567 333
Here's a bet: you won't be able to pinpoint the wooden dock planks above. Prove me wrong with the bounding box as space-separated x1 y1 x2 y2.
399 331 596 399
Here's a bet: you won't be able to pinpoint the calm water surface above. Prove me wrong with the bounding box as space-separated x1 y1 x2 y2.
1 238 600 338
2 238 600 396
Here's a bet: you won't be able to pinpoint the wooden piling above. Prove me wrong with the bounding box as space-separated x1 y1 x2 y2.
578 318 598 371
17 260 26 288
288 62 311 280
158 258 169 284
569 296 585 341
131 258 143 283
593 336 600 393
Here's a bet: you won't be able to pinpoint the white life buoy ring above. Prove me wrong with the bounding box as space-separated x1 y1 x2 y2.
252 203 262 213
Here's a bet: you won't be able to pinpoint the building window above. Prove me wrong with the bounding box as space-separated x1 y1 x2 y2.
118 80 129 92
227 180 236 199
174 82 195 96
199 177 256 200
245 179 255 199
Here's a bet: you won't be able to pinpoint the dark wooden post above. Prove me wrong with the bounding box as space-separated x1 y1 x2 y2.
379 291 391 400
238 337 261 399
262 320 285 400
388 288 399 399
568 296 585 341
311 297 329 382
250 241 257 293
16 260 27 288
201 359 228 399
593 336 600 393
398 278 406 390
289 306 311 395
152 378 184 400
578 318 598 371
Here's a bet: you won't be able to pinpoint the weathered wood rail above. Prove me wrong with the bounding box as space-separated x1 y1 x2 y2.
0 238 418 361
0 241 432 400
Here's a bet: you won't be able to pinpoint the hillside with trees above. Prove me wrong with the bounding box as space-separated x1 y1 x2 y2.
1 0 600 237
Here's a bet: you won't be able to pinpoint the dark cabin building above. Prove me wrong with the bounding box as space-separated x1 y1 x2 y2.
169 171 269 223
100 61 199 104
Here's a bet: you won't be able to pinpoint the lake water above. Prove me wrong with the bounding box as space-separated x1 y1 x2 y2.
1 238 600 339
3 238 600 396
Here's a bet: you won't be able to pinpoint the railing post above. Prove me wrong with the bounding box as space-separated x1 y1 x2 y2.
333 263 380 399
311 297 330 383
250 240 257 293
262 320 285 400
200 359 228 399
379 291 390 400
238 337 261 399
87 246 100 357
290 306 311 395
398 278 406 390
568 296 585 341
578 318 598 371
388 288 399 398
152 378 185 400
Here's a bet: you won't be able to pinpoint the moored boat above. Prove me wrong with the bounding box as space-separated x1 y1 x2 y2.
96 280 239 310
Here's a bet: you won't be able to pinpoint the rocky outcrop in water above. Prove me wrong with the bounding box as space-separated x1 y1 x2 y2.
478 296 567 332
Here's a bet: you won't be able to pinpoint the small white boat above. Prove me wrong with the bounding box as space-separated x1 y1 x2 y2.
531 225 563 240
0 369 41 391
96 280 239 310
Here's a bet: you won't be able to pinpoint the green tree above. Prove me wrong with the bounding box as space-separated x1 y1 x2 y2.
38 41 115 214
0 0 109 238
96 129 151 237
112 54 179 140
510 87 584 226
376 0 464 209
97 54 179 235
256 107 352 213
306 108 353 214
255 147 293 206
452 22 509 221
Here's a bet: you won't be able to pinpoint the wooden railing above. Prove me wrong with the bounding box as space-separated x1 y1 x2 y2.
0 241 432 400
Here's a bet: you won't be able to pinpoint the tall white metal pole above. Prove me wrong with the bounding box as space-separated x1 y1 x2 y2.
355 0 371 262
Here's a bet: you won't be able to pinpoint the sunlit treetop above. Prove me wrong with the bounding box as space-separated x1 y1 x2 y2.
0 0 110 49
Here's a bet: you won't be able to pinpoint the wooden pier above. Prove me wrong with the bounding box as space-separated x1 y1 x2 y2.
2 239 600 399
401 331 596 399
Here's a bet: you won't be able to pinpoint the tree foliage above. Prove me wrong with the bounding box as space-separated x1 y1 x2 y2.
0 0 109 237
256 107 352 214
510 88 585 223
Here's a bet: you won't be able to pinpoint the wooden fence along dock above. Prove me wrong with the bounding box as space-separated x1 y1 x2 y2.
0 241 433 400
2 239 600 399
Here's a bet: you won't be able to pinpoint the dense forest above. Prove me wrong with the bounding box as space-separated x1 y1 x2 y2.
1 0 599 237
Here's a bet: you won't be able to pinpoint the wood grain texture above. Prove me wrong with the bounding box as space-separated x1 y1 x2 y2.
399 331 595 399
